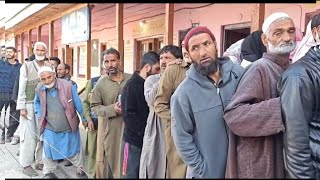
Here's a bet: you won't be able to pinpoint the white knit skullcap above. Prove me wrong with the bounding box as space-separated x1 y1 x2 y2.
34 41 47 50
262 12 290 33
38 66 55 78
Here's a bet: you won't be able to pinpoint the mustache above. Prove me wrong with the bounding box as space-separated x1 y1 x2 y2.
279 41 294 47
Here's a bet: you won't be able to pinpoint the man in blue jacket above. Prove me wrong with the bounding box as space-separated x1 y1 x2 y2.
0 47 21 144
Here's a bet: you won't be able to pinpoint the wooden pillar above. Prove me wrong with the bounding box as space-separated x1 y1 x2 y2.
116 3 124 71
37 25 42 42
48 21 54 57
165 3 174 45
86 4 92 79
251 3 265 33
65 45 72 65
20 33 24 63
28 29 32 55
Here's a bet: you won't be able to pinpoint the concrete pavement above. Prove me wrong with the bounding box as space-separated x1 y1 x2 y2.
0 126 90 179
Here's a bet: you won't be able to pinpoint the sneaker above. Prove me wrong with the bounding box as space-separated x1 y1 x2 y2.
5 136 12 143
43 172 58 179
22 166 38 177
0 137 4 144
35 163 44 170
11 136 19 145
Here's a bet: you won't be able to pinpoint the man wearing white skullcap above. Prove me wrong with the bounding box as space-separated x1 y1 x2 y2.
16 41 53 176
262 12 289 33
224 12 296 178
34 66 88 178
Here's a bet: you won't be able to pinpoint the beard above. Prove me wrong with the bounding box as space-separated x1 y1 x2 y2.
6 55 13 59
268 40 296 55
35 54 46 61
108 66 118 75
193 58 220 76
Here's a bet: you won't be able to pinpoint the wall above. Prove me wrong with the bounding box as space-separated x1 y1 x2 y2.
0 32 5 46
265 3 320 33
35 3 320 77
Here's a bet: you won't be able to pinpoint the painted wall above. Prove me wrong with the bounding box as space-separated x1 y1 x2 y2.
0 32 5 46
265 3 320 33
27 3 320 77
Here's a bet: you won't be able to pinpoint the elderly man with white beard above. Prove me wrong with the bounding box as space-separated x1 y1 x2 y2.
16 41 53 176
223 12 296 178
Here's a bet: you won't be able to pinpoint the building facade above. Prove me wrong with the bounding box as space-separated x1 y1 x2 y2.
3 3 320 90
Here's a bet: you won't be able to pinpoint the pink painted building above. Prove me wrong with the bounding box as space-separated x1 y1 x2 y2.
4 3 320 89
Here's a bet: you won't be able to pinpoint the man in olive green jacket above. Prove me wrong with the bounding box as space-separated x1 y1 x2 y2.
154 48 190 178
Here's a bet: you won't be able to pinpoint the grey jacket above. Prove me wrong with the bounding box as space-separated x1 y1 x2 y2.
171 58 244 178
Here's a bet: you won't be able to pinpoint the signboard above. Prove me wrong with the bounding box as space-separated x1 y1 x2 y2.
61 6 89 45
133 18 165 37
78 46 87 77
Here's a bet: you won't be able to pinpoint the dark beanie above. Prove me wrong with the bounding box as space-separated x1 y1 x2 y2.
184 26 216 52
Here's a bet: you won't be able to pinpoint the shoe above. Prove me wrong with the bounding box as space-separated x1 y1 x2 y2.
11 136 19 145
43 172 58 179
64 159 72 167
76 170 88 179
16 149 19 156
5 136 12 143
35 163 44 170
22 166 38 177
0 137 4 144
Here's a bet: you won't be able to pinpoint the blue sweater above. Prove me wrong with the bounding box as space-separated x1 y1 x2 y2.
0 60 22 93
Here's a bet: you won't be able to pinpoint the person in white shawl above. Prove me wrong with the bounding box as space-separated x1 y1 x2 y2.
292 19 318 63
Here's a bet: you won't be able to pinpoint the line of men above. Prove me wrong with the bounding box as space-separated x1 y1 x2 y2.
85 11 319 179
0 42 88 178
1 11 319 179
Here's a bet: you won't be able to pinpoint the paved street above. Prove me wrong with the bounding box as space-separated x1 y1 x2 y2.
0 126 89 179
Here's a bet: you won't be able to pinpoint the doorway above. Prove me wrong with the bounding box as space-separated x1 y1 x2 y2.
135 37 164 71
221 22 251 56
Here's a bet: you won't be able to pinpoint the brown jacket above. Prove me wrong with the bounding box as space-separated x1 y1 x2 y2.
154 60 189 178
90 72 131 178
224 53 289 178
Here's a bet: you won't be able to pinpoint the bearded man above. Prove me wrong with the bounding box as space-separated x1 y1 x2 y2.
170 26 244 178
17 41 53 176
223 12 296 178
34 66 87 178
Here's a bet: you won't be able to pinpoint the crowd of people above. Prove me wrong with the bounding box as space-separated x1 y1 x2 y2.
0 11 319 179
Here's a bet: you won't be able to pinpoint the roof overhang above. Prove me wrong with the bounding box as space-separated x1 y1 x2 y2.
5 3 79 34
5 4 50 31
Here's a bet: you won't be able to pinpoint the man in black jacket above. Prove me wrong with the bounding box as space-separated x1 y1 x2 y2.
277 14 320 179
120 51 160 178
